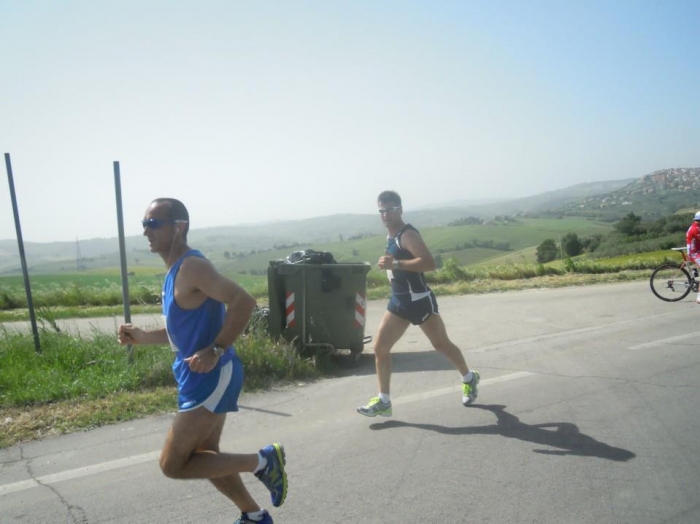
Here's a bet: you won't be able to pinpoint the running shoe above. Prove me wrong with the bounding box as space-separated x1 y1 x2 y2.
234 510 273 524
357 397 393 417
462 370 480 406
255 444 287 507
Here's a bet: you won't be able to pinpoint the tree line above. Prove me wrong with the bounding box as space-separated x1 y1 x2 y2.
535 211 693 263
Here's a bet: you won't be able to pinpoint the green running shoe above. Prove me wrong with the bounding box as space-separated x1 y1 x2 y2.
462 370 480 406
357 397 392 417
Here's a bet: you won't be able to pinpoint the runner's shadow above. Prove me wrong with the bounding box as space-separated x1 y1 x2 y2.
332 350 455 377
370 404 636 462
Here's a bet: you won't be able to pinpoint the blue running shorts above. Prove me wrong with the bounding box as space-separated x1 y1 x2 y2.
177 359 244 414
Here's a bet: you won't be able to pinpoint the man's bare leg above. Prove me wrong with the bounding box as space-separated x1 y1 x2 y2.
197 413 261 513
373 311 410 394
420 313 481 405
419 313 469 375
160 407 258 481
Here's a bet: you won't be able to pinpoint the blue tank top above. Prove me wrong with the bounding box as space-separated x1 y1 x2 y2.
163 250 234 395
386 224 432 299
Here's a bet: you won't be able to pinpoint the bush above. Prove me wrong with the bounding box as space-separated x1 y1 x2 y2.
562 233 582 257
614 212 643 236
536 239 559 263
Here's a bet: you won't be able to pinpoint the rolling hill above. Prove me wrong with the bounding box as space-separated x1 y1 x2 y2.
0 168 697 276
540 167 700 220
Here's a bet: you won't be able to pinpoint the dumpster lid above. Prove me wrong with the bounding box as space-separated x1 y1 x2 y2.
285 249 336 264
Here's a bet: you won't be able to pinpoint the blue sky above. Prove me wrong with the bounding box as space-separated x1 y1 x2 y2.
1 0 698 242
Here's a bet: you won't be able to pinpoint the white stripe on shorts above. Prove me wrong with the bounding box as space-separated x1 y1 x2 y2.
180 360 233 413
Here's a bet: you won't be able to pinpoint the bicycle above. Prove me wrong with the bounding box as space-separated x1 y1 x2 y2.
649 247 700 302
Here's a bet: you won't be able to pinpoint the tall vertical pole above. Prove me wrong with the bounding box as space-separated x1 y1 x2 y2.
560 235 564 263
113 161 133 362
4 153 41 353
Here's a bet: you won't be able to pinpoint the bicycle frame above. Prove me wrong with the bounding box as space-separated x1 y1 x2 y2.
672 247 698 273
649 248 700 302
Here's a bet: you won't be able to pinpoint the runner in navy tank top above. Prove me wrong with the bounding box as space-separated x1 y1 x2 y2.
357 190 481 418
386 223 439 325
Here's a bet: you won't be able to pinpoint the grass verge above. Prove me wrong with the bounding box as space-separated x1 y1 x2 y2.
367 268 651 300
1 268 655 448
0 325 321 449
0 387 176 449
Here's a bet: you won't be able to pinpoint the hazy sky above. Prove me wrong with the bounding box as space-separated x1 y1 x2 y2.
1 0 698 243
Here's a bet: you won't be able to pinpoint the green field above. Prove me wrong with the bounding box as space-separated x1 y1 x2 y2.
0 269 267 292
1 216 612 277
0 217 616 316
206 217 613 273
0 270 268 313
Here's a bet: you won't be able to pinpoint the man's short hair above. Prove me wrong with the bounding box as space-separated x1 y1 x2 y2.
378 190 401 207
152 198 190 236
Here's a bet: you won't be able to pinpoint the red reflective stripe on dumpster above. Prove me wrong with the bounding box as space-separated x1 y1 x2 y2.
354 292 366 327
285 291 296 327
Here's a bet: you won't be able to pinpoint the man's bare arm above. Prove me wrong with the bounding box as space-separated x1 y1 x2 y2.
181 257 257 348
118 325 169 345
176 257 256 373
388 229 436 272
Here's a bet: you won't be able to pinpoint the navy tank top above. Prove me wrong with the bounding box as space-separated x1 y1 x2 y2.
386 224 432 301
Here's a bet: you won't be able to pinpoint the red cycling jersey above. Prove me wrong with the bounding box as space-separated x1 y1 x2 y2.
686 222 700 259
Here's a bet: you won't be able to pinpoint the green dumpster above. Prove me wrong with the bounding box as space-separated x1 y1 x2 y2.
267 260 372 357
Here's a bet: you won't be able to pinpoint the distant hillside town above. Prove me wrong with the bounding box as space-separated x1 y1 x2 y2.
554 167 700 219
632 167 700 193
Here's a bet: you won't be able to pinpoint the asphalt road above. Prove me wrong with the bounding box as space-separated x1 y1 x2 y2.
2 281 700 524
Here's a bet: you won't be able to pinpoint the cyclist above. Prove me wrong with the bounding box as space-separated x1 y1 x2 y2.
685 211 700 303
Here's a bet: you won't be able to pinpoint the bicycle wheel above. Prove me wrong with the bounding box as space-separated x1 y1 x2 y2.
649 264 693 302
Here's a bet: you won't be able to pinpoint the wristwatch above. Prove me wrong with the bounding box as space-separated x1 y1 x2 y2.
392 259 401 270
211 343 226 357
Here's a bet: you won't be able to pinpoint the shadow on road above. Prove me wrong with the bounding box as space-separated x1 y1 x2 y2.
369 404 636 462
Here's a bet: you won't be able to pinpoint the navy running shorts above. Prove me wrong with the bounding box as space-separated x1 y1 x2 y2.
387 291 439 325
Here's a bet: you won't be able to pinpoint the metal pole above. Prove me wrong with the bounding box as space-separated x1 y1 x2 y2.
560 235 564 263
301 265 307 353
4 153 41 353
113 161 133 362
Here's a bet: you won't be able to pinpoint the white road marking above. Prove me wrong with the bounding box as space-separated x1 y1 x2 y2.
465 309 689 354
0 372 534 497
469 326 606 353
0 450 160 497
627 331 700 350
394 371 535 406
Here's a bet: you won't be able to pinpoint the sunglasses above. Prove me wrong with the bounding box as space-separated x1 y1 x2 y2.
141 218 188 230
378 206 401 215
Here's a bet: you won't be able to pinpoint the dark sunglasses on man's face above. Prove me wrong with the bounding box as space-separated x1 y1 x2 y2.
378 206 401 215
141 218 187 230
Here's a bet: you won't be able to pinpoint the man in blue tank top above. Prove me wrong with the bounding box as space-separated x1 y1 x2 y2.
118 198 286 524
357 190 480 417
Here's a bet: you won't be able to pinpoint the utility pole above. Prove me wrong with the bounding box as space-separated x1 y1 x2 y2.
76 237 84 271
560 235 563 263
113 161 133 363
4 153 41 352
